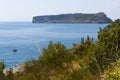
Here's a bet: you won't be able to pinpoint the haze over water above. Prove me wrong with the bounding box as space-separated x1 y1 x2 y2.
0 22 107 68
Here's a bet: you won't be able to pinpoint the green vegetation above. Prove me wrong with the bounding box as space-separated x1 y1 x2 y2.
101 59 120 80
0 19 120 80
32 12 112 23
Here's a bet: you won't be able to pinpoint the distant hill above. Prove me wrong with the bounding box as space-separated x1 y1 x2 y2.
32 12 113 23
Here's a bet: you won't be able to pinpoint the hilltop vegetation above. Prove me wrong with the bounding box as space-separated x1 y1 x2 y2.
32 12 112 23
0 19 120 80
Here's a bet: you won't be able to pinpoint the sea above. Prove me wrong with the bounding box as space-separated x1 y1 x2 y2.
0 22 108 68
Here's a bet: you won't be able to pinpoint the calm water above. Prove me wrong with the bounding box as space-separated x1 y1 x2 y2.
0 22 107 68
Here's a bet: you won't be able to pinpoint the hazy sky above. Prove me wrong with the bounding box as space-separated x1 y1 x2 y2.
0 0 119 21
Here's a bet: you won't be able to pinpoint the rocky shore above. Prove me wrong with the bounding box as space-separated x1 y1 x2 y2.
3 64 24 74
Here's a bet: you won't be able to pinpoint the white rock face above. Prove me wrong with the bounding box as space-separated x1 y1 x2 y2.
3 64 24 74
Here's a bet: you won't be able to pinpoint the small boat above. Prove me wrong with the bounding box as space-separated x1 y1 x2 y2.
13 48 17 52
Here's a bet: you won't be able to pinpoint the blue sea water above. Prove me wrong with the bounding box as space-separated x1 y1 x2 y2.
0 22 107 68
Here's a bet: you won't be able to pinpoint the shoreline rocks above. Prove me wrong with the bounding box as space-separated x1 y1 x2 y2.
3 64 24 74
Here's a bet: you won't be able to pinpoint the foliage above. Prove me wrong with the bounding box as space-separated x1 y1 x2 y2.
96 19 120 71
101 59 120 80
0 62 5 80
0 62 5 70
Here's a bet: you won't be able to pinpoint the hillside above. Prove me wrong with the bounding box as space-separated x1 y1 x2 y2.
0 19 120 80
32 12 112 23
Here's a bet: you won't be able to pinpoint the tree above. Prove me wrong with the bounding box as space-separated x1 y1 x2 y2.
96 19 120 70
0 62 5 80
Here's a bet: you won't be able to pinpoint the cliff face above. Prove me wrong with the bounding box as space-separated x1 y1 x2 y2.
32 12 112 23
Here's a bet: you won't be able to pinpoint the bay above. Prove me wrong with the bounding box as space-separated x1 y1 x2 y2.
0 22 107 68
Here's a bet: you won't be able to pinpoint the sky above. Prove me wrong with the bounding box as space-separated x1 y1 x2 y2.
0 0 119 22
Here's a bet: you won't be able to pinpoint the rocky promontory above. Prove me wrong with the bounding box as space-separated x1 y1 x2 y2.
32 12 112 23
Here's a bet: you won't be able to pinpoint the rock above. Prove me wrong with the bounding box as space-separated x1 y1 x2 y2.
3 64 24 74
